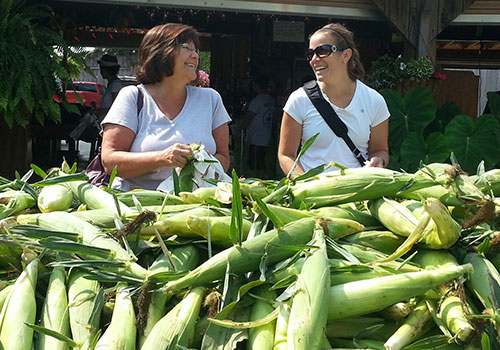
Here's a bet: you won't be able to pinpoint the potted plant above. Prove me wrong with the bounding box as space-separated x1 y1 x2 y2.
0 0 88 177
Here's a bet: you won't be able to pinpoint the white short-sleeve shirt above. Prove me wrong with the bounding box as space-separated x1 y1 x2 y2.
283 80 389 171
101 84 231 190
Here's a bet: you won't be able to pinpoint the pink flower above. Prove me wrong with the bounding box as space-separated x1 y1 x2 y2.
198 70 210 87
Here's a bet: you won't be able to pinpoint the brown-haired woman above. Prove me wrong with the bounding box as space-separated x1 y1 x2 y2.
278 23 389 177
100 23 231 190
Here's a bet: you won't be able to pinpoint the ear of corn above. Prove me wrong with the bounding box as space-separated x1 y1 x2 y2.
164 218 363 292
65 180 131 215
273 302 290 350
368 198 418 237
0 190 36 219
420 198 461 249
327 263 473 321
140 287 206 350
383 299 434 350
16 211 148 279
290 167 443 208
116 189 184 206
341 230 405 255
139 207 226 238
94 283 136 350
0 259 38 350
0 285 13 312
186 215 252 247
36 266 70 350
463 253 500 328
247 285 277 350
139 245 200 348
377 301 413 321
287 223 330 350
37 184 73 213
439 296 474 342
180 187 217 203
67 270 102 350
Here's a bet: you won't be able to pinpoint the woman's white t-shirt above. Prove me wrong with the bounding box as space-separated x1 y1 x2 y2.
283 80 389 171
101 84 231 190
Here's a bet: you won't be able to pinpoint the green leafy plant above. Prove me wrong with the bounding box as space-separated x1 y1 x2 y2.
365 55 434 90
0 0 89 127
384 86 500 174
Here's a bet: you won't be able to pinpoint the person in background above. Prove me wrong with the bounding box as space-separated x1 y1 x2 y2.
100 23 231 191
278 23 389 177
98 54 124 109
237 75 275 178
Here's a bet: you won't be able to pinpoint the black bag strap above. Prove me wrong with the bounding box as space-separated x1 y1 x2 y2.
302 80 366 166
136 85 144 113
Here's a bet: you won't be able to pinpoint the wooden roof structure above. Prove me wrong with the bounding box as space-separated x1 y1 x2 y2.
48 0 500 68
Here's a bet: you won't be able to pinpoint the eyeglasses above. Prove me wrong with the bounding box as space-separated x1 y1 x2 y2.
306 44 348 61
180 44 200 56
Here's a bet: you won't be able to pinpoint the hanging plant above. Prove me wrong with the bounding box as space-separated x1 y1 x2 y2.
0 0 89 128
365 55 435 90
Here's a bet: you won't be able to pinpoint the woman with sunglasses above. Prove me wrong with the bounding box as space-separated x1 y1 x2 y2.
278 23 389 177
100 23 231 190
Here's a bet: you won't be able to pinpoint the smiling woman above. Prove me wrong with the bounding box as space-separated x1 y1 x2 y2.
99 23 231 191
278 23 390 176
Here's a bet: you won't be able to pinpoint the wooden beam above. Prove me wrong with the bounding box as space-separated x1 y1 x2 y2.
373 0 477 56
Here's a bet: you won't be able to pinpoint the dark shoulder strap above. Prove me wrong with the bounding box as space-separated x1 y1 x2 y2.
302 80 366 166
136 85 144 113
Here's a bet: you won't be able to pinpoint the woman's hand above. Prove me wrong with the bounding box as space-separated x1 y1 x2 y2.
365 156 386 168
160 143 193 168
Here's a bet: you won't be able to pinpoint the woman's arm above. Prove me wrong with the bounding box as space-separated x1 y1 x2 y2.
366 119 389 168
212 123 230 172
278 112 304 176
101 124 192 179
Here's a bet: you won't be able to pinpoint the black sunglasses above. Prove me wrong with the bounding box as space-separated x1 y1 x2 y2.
307 44 348 61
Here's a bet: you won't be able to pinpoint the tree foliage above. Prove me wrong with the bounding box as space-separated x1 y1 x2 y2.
0 0 89 127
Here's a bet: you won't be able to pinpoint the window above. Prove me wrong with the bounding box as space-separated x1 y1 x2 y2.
73 83 97 93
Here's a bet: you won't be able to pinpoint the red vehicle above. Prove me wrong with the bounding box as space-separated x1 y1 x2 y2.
58 82 106 109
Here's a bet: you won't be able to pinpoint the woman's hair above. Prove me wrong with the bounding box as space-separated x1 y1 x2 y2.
311 23 365 81
136 23 200 84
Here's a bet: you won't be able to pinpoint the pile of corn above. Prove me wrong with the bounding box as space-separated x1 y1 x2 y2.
1 161 500 350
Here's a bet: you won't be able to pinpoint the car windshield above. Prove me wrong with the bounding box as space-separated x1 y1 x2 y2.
72 83 97 92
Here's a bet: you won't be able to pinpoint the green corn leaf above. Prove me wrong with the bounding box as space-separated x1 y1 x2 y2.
287 133 319 179
253 197 283 229
481 331 491 350
208 307 279 329
179 161 195 193
69 161 78 174
112 192 122 217
79 268 143 284
87 287 104 329
326 237 360 264
32 172 88 187
30 164 47 179
132 194 144 212
229 169 243 246
293 163 332 182
49 260 127 269
25 323 80 348
39 237 113 259
10 225 80 242
108 165 118 189
478 237 491 256
172 168 180 196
